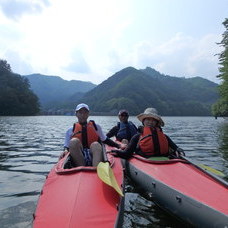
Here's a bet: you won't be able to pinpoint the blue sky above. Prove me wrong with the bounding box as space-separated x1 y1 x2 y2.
0 0 227 84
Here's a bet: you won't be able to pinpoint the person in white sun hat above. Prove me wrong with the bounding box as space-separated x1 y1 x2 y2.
112 107 185 159
60 103 123 167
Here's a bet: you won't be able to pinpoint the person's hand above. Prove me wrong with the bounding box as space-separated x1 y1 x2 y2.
175 148 185 157
59 150 68 160
120 143 127 150
115 142 127 150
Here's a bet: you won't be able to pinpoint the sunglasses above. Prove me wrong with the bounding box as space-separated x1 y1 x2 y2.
119 114 128 117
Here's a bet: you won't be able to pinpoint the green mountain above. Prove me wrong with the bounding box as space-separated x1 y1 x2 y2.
23 67 219 116
24 74 96 109
79 67 218 116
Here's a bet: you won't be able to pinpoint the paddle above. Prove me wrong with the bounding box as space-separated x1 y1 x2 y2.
97 148 123 197
149 156 226 182
180 155 228 188
180 156 225 177
160 156 224 176
169 149 225 177
197 164 225 177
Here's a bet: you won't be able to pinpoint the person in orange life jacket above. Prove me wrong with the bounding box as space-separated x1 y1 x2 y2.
111 108 185 159
60 103 122 167
106 109 138 144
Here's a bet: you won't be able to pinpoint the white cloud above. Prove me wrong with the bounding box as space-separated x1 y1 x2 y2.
0 0 226 84
64 49 91 74
4 50 33 74
0 0 50 21
114 32 222 82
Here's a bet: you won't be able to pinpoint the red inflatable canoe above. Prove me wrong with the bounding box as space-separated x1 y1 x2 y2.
124 155 228 227
33 152 124 228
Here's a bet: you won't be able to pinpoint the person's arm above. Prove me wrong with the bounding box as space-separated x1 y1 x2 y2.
103 137 121 148
112 133 140 159
165 135 185 157
96 124 121 148
165 135 178 151
59 127 72 160
106 126 119 138
64 127 73 148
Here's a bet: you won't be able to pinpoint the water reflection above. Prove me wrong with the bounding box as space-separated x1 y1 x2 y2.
217 121 228 160
217 121 228 181
0 116 227 227
0 201 34 228
123 177 191 228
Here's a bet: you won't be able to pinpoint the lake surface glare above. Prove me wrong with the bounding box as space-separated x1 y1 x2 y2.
0 116 227 227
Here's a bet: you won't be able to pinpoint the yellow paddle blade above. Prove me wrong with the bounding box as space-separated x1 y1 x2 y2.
97 162 123 196
198 164 225 177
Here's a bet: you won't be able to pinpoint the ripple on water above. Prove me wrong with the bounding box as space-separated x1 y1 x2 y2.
0 201 35 228
0 116 227 227
123 179 191 228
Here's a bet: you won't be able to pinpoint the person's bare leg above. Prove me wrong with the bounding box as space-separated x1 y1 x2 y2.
69 138 85 166
90 142 103 167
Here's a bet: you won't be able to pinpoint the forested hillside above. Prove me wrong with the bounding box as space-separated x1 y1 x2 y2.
79 67 218 116
212 18 228 117
0 60 40 115
24 74 96 109
20 66 219 116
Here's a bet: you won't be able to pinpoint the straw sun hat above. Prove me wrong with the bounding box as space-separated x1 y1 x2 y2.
137 108 164 126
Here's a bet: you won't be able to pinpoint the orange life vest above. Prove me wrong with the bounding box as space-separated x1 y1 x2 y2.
71 121 100 148
138 127 169 156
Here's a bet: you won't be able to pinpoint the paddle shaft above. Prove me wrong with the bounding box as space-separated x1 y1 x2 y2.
180 156 228 188
102 144 109 162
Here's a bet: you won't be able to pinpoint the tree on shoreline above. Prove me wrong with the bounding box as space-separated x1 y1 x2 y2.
212 18 228 117
0 59 40 116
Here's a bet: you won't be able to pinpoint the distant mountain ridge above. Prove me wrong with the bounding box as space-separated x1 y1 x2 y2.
24 74 96 109
24 67 219 116
79 67 218 116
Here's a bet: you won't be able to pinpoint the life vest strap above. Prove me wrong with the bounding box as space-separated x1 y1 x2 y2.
72 130 82 137
139 134 153 141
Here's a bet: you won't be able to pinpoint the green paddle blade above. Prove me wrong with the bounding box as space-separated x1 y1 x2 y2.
97 162 123 196
198 164 225 177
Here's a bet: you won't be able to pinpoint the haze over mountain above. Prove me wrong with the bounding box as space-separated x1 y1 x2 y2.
24 67 219 116
24 74 96 109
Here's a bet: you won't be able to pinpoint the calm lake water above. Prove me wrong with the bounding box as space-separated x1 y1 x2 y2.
0 116 227 227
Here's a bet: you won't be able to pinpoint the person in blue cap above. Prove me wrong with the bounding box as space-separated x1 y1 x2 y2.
60 103 122 167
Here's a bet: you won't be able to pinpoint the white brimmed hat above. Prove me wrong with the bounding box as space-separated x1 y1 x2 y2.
75 103 89 112
137 108 164 126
